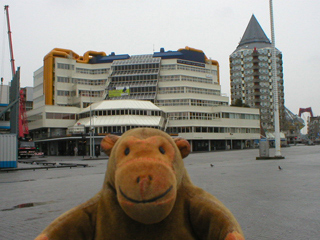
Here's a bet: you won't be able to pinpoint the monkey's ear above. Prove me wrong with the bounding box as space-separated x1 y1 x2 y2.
101 134 120 156
174 138 191 159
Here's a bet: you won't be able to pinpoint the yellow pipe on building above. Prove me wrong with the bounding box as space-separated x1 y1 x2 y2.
43 49 70 105
76 51 107 63
43 48 106 105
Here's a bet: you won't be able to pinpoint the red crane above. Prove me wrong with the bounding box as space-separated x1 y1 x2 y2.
4 5 30 139
4 6 35 159
19 89 29 137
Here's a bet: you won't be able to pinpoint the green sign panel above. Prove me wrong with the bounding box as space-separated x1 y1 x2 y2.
109 87 130 97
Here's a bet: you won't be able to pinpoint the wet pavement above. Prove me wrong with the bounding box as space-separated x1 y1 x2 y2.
1 145 320 240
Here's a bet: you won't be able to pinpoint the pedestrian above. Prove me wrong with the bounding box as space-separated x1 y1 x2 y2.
95 146 100 158
74 146 78 156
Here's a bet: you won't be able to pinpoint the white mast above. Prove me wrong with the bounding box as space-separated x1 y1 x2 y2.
269 0 282 157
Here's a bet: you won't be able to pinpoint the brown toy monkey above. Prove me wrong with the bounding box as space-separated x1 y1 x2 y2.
35 128 244 240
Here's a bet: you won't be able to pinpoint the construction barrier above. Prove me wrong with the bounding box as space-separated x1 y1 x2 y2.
0 134 17 168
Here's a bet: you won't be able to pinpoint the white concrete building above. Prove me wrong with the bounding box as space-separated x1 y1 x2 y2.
28 47 260 155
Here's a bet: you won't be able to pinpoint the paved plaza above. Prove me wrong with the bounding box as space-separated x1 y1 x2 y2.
1 145 320 240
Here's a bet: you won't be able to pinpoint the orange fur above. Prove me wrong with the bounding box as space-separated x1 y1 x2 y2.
225 231 245 240
35 128 245 240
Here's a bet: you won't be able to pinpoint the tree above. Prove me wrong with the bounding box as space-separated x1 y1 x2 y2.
231 99 250 108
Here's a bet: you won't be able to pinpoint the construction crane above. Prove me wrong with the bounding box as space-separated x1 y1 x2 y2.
4 5 15 78
4 5 35 157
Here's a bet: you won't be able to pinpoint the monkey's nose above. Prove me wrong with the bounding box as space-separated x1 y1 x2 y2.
136 175 153 183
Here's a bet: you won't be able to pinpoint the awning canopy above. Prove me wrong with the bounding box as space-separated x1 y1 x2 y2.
76 115 163 127
79 100 162 114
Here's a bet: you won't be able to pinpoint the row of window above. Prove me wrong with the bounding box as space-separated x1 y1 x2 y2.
156 99 228 107
79 109 163 119
112 55 159 66
232 73 282 84
231 84 271 92
79 90 103 98
46 113 76 120
33 110 259 124
177 65 216 74
111 74 158 82
92 125 161 135
158 87 220 96
260 102 271 107
75 68 109 75
167 126 260 134
221 112 260 120
230 49 280 59
233 91 271 98
76 79 106 85
168 112 220 120
57 90 76 97
261 115 272 120
57 76 107 85
45 110 163 120
108 80 157 88
27 113 43 122
107 86 156 97
129 86 156 94
109 93 155 101
160 75 214 84
113 63 160 71
57 63 74 70
232 68 274 77
230 57 281 66
161 64 217 74
112 69 159 76
57 103 77 107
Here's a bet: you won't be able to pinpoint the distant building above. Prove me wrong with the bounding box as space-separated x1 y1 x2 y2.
308 116 320 144
0 84 33 133
21 87 33 112
0 84 10 132
284 107 304 144
28 47 260 155
229 15 285 132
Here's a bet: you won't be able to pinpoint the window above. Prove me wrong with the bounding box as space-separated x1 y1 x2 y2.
57 76 71 83
57 90 70 96
57 63 74 70
76 68 109 74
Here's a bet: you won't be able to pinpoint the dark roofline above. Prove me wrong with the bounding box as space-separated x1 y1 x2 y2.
237 14 271 49
91 47 208 64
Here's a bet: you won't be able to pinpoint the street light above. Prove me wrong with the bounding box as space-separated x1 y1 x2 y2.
230 133 233 150
89 89 93 159
91 116 96 159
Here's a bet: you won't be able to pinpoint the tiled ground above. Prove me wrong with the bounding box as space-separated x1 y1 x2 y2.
1 145 319 240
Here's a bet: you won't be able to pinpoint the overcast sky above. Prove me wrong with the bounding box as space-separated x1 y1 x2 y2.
1 0 319 117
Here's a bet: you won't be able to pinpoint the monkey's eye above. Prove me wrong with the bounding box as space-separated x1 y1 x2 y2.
159 146 165 154
124 148 130 155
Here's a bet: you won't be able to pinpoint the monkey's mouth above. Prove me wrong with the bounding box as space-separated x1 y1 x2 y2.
119 185 173 204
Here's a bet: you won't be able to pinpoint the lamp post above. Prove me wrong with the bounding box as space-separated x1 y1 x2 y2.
89 89 93 159
89 103 92 159
91 115 96 158
269 0 282 157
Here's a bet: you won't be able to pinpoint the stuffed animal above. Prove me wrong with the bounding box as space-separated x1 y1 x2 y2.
35 128 244 240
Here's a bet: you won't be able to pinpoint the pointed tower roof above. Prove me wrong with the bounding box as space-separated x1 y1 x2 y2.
235 15 271 51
